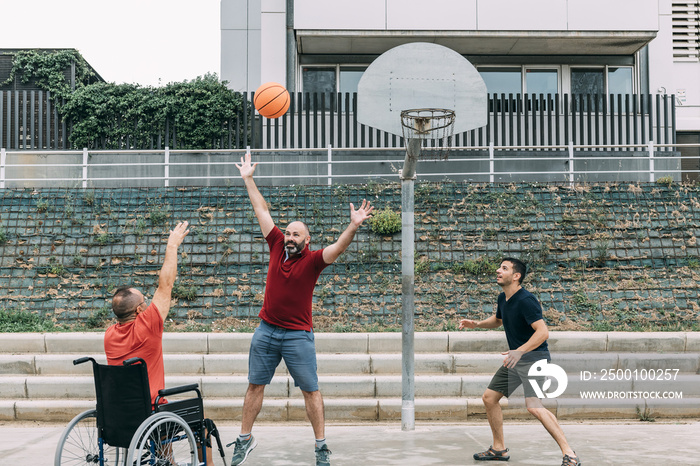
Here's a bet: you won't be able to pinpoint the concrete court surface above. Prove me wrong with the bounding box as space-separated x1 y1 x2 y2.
4 420 697 465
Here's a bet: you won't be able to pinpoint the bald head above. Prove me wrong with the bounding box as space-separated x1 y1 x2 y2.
112 287 145 322
286 221 309 236
284 221 311 256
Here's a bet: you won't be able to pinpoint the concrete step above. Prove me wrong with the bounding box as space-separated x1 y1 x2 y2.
3 395 699 423
2 352 698 376
2 373 700 400
1 331 698 423
2 331 700 355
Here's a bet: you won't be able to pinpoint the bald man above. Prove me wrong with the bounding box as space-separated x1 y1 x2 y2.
104 221 190 405
229 153 373 466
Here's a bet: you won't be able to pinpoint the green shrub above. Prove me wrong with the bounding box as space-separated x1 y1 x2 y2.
452 257 499 276
61 73 247 150
148 205 171 226
370 208 402 235
85 306 111 329
0 308 55 332
656 175 673 186
172 284 199 301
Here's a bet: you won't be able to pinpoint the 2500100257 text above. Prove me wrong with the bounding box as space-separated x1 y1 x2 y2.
598 368 679 381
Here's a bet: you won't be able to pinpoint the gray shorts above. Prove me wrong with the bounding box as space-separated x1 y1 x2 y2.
487 360 546 399
248 320 319 392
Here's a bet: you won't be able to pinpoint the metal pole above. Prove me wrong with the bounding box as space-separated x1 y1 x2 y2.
82 148 88 188
286 0 296 93
327 144 332 186
0 148 6 189
400 138 418 431
164 146 170 187
648 140 655 182
568 140 574 186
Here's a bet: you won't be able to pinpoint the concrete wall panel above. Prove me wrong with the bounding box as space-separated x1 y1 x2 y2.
294 0 386 30
478 0 567 31
387 0 477 30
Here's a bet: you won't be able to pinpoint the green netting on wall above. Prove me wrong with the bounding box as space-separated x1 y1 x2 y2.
0 182 698 330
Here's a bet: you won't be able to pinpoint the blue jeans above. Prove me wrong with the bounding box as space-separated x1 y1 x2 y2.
248 320 319 392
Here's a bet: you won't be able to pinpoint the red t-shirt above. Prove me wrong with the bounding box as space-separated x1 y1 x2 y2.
104 303 164 405
259 227 329 331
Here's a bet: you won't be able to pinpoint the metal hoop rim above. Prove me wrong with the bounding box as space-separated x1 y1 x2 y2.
400 108 456 133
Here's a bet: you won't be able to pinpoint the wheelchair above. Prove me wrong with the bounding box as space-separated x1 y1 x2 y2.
54 356 226 465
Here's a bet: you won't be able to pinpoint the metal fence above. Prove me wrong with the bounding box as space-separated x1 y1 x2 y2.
0 91 676 151
0 143 692 188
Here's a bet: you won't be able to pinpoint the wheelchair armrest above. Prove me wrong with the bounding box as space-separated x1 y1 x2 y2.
158 383 201 398
123 357 146 366
73 357 96 366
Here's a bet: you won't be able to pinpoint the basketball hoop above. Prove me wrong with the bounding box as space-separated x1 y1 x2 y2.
400 108 456 160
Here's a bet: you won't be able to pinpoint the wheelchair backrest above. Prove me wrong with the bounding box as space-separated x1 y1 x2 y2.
92 360 152 448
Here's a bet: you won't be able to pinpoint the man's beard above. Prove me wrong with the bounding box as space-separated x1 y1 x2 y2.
286 240 305 255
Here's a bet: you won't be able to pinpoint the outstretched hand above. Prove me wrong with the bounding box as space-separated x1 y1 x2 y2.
350 199 374 227
235 152 257 179
459 319 478 330
167 221 190 248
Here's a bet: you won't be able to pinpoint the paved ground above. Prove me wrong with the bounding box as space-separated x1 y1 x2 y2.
4 419 698 465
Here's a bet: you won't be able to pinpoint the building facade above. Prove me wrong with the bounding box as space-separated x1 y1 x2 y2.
221 0 700 135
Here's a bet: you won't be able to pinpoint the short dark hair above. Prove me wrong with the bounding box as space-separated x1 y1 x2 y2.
111 286 141 320
502 257 527 284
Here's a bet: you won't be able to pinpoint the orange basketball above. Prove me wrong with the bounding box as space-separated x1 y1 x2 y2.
253 82 290 119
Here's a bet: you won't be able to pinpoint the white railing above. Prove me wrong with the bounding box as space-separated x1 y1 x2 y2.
0 143 695 188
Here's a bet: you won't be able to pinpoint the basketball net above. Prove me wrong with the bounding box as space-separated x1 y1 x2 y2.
400 108 456 160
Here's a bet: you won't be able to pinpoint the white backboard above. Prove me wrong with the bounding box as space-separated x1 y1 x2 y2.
358 42 487 136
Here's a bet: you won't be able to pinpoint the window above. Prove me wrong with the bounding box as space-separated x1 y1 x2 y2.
302 67 335 109
301 66 366 110
608 67 633 94
571 67 634 111
339 68 364 94
479 67 559 111
571 68 605 95
479 67 521 95
525 69 558 95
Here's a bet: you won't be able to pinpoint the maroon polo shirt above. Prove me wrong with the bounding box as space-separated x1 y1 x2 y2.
259 227 329 331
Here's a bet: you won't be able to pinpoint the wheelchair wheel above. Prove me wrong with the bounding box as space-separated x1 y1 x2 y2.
54 408 124 465
126 412 198 466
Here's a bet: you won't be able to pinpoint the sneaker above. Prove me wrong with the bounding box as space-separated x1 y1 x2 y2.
315 444 332 466
229 435 257 466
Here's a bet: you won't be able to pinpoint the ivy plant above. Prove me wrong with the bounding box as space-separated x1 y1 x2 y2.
1 49 95 101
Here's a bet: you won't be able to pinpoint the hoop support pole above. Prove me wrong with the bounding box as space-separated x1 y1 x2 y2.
401 176 415 431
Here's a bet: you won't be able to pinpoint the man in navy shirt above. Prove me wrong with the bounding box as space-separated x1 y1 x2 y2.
459 258 580 466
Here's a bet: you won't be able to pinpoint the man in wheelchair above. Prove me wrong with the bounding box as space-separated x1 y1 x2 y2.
104 221 190 407
55 221 225 465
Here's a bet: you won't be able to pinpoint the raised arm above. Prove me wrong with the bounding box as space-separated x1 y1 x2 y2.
151 221 190 320
322 200 374 265
236 152 275 238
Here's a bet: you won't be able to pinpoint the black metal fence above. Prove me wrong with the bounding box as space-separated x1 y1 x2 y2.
1 91 676 151
0 90 68 150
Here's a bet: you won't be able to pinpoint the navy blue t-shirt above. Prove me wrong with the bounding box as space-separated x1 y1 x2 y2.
495 288 549 360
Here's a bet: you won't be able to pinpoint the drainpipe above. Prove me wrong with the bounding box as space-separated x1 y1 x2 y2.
286 0 296 92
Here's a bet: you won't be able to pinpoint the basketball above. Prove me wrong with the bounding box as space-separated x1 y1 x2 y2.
253 82 290 119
